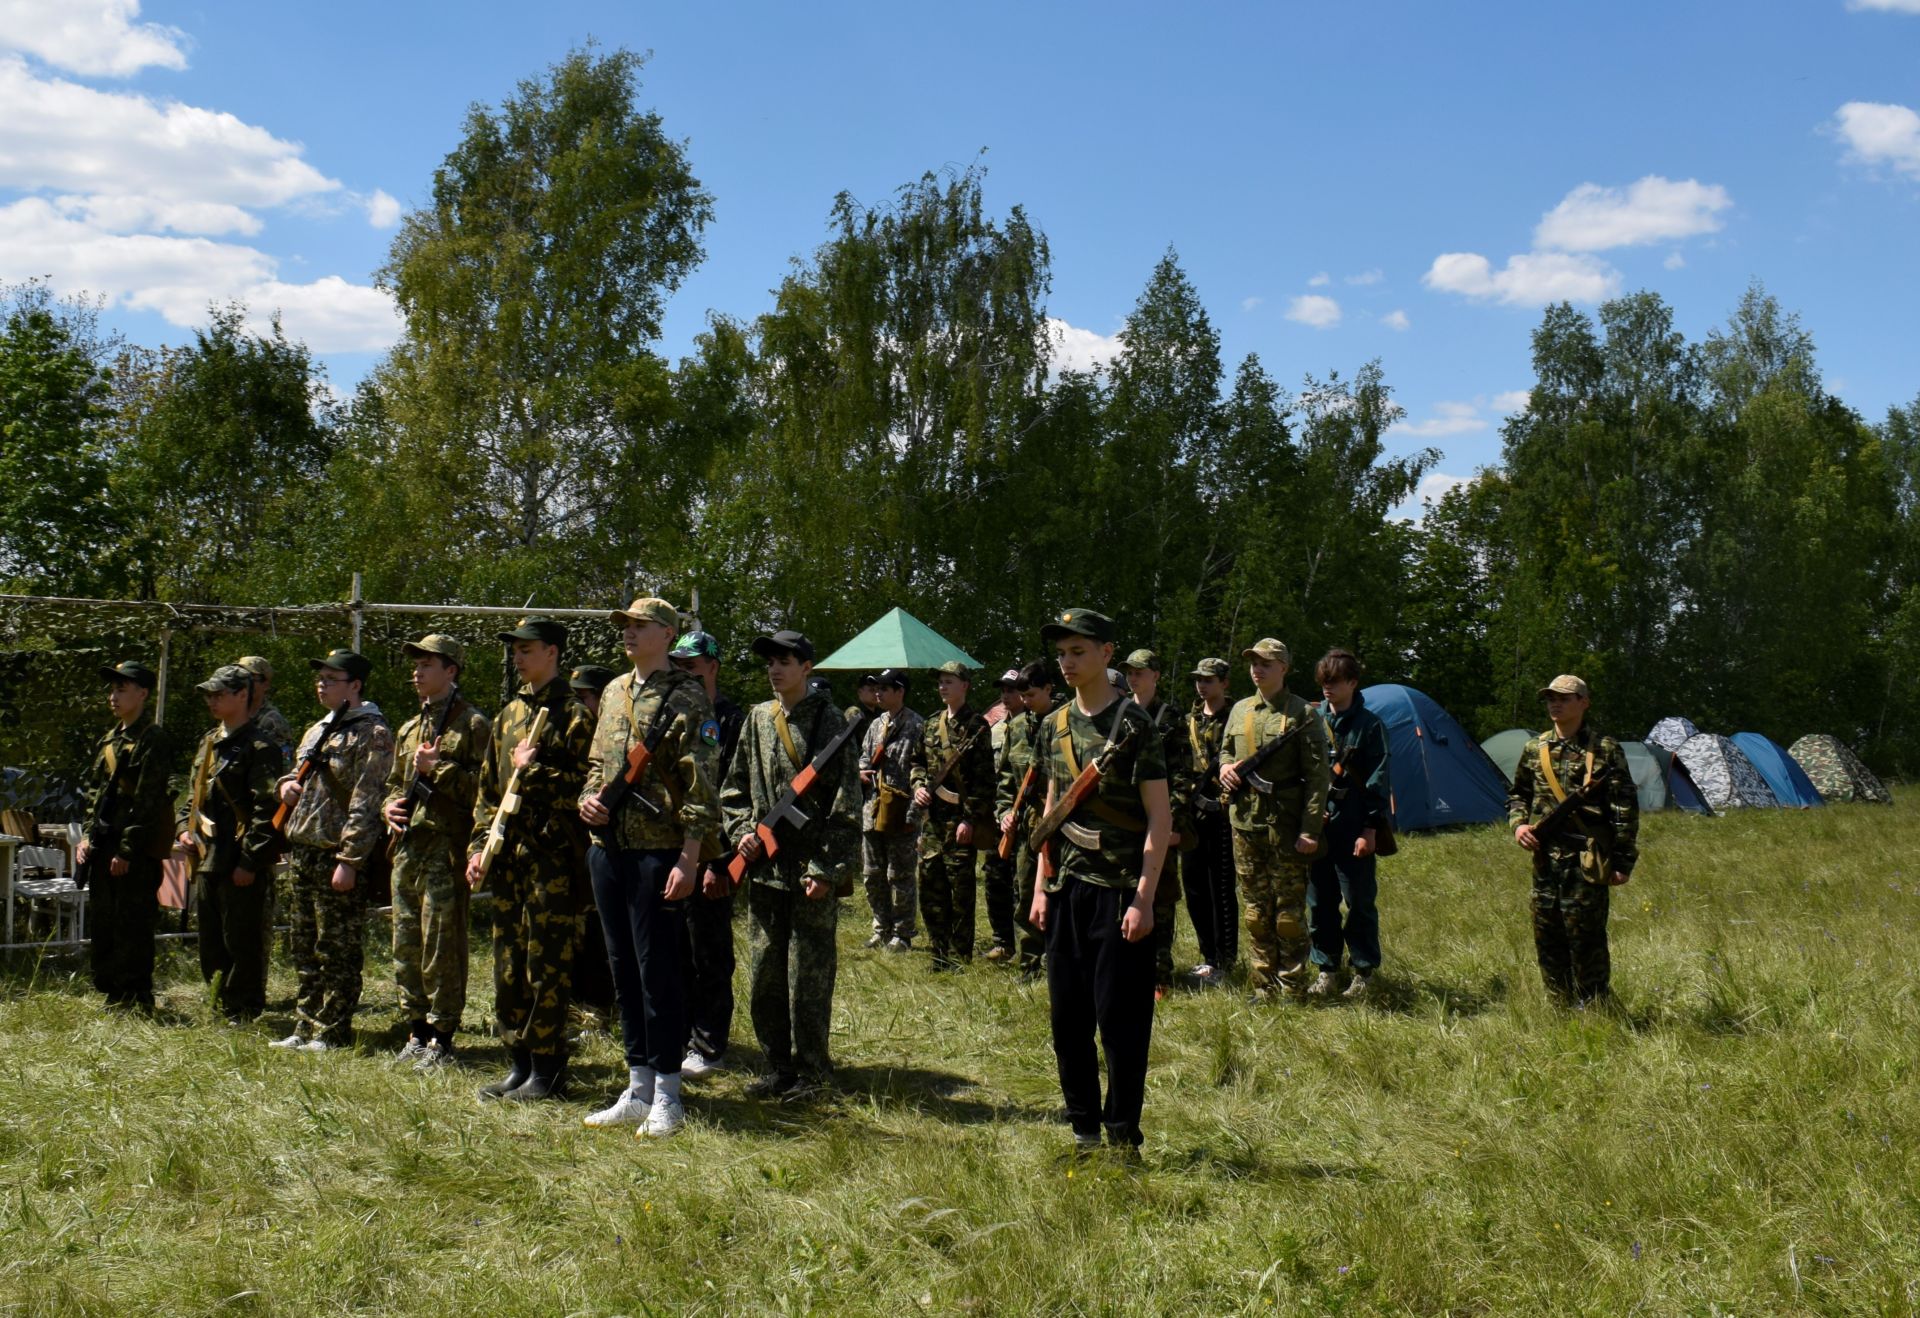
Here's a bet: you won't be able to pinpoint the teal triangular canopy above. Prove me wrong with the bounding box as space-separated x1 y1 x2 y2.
813 607 983 671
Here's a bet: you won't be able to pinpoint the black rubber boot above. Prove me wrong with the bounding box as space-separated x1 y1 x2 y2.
504 1053 568 1101
477 1047 533 1100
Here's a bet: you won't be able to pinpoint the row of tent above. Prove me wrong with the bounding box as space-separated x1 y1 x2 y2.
1349 685 1893 834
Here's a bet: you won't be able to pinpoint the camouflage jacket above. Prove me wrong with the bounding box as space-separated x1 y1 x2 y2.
283 704 395 867
909 704 995 827
713 693 747 784
1507 722 1640 876
1134 695 1192 835
859 706 925 833
1181 703 1233 828
1035 695 1167 890
469 676 594 860
1313 692 1393 835
720 691 862 891
582 666 722 853
382 689 490 849
1222 689 1330 839
254 701 296 774
178 716 282 878
994 706 1049 823
81 712 174 863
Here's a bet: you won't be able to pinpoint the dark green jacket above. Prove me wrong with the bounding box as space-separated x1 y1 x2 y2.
178 716 282 878
82 712 174 864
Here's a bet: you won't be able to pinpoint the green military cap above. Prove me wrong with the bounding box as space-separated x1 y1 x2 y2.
935 660 973 679
498 615 568 648
99 658 157 689
611 596 680 630
309 648 372 684
1119 648 1161 672
669 629 720 660
1040 607 1115 644
196 664 254 695
1241 638 1291 664
235 655 273 680
1190 657 1230 679
1538 673 1590 699
402 633 467 667
569 663 618 693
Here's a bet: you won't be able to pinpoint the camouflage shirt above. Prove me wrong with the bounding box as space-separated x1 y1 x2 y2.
581 666 722 852
1134 695 1191 832
1222 689 1330 839
283 705 396 868
1035 696 1167 891
910 704 995 827
469 676 595 859
859 706 925 833
1181 703 1233 826
1507 722 1640 876
178 716 282 877
81 712 175 863
253 700 296 774
382 689 490 846
720 691 862 892
994 706 1050 822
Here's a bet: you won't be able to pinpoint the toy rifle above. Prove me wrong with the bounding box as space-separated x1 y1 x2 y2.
584 686 675 849
475 705 550 881
1028 698 1137 879
998 763 1038 861
1222 724 1303 800
1531 763 1613 849
725 710 867 887
268 700 350 851
388 688 461 858
925 717 988 795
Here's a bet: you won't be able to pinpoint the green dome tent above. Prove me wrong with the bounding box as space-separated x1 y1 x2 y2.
1620 740 1673 813
1480 728 1534 785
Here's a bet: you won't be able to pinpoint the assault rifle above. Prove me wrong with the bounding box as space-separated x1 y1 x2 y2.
1027 698 1137 872
998 762 1038 861
268 699 350 850
925 718 988 795
388 688 461 857
584 686 675 850
1221 723 1303 800
1530 763 1614 850
475 705 550 881
725 710 868 887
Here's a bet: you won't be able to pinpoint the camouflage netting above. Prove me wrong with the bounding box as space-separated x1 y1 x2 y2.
1674 733 1779 811
1789 734 1893 805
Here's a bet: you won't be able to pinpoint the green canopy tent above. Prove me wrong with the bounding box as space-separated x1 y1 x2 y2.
812 607 983 672
1480 728 1535 785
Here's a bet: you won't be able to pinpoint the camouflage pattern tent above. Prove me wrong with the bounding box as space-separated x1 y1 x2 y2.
1675 733 1778 810
1788 734 1892 804
1646 717 1700 753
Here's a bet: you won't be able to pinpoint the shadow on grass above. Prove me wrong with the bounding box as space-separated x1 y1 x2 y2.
1349 972 1511 1020
1161 1140 1385 1185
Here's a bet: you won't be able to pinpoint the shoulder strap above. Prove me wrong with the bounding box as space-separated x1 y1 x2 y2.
772 702 803 769
1538 740 1567 802
1052 704 1078 777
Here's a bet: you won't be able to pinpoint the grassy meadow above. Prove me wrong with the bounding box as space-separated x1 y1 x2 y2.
2 798 1917 1315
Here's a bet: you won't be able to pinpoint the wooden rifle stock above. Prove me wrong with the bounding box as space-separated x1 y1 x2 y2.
270 699 350 838
725 710 867 888
389 688 461 856
998 764 1037 861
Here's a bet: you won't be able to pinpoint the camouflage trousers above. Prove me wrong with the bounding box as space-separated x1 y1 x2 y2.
862 830 918 942
747 880 839 1079
195 867 269 1019
917 812 978 966
88 856 159 1007
1150 853 1182 988
1232 829 1312 995
1531 851 1611 1003
391 838 469 1035
289 845 367 1046
490 842 579 1055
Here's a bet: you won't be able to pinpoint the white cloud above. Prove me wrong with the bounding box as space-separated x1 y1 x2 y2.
1663 251 1686 270
1833 101 1920 179
1240 295 1263 312
0 0 187 76
1393 401 1488 438
1848 0 1920 11
1534 176 1732 251
1423 250 1620 306
1492 390 1532 414
1046 317 1123 373
1417 472 1473 507
1346 268 1384 286
1307 271 1331 287
365 188 402 228
1285 294 1341 328
52 192 260 236
0 197 401 352
1381 308 1410 331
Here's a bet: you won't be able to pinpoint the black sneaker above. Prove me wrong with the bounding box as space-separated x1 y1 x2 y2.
746 1071 799 1099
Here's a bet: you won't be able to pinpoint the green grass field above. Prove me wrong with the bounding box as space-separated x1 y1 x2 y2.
3 799 1917 1315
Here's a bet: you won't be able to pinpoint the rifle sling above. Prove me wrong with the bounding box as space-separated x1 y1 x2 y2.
1050 702 1146 833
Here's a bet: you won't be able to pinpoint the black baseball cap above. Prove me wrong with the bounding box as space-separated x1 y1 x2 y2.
99 659 158 689
569 664 617 693
873 667 909 691
669 630 720 660
308 648 372 684
498 615 568 649
751 630 815 662
1041 607 1116 645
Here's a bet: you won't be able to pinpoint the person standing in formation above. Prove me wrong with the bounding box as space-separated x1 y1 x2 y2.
1306 649 1393 1002
858 668 923 952
995 660 1056 978
1180 657 1237 987
910 661 994 971
76 659 172 1012
980 667 1025 962
1120 649 1187 1001
568 662 621 1033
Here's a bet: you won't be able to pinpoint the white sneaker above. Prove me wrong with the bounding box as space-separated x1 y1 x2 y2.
1307 971 1338 998
1343 972 1372 1001
583 1087 652 1128
268 1033 305 1049
681 1048 719 1078
641 1073 685 1138
298 1039 335 1053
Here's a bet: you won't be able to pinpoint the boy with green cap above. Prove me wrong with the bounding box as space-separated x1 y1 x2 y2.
1120 648 1187 999
910 660 994 969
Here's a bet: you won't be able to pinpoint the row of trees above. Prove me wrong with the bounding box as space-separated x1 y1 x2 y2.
2 48 1915 776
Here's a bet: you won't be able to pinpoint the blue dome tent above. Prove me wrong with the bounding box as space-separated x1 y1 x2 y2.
1731 732 1824 808
1360 684 1510 831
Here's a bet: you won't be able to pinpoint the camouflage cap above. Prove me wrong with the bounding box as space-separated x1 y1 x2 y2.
309 648 372 684
569 663 618 693
402 633 467 667
669 630 720 660
1538 673 1590 699
1241 638 1291 665
99 659 157 689
235 655 273 680
1040 607 1115 644
498 615 567 648
1190 657 1230 679
935 660 973 680
1119 648 1161 672
611 596 680 630
196 664 254 695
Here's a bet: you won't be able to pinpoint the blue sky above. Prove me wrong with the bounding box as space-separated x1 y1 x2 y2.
3 0 1917 509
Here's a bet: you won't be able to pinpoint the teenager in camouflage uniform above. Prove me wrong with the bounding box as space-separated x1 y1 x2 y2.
76 660 173 1010
1220 639 1330 1002
578 598 722 1138
1181 657 1237 986
466 617 596 1101
979 669 1025 960
721 630 862 1098
858 668 923 950
995 660 1055 976
271 649 394 1052
1508 674 1639 1005
909 661 994 969
1028 609 1172 1154
568 662 620 1029
382 634 489 1068
1121 649 1187 998
237 655 295 771
176 665 283 1021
